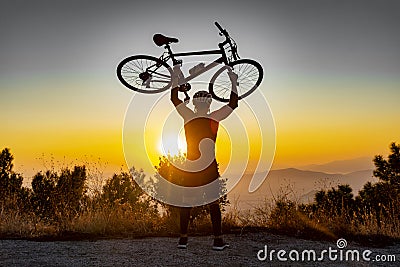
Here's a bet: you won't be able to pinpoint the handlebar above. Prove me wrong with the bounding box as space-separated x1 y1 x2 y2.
215 22 239 60
214 21 239 61
215 21 229 37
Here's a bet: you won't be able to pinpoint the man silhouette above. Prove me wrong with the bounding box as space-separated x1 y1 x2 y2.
170 64 238 250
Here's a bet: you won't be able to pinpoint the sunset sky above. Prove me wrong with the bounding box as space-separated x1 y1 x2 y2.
1 0 399 180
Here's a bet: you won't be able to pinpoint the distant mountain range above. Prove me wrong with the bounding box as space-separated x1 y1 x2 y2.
299 157 375 174
227 166 376 210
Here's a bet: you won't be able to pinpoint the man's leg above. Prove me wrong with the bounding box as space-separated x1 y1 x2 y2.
209 202 222 236
178 207 191 248
180 207 191 235
209 201 229 250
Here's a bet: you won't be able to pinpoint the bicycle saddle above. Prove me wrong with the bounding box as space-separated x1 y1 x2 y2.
153 34 179 46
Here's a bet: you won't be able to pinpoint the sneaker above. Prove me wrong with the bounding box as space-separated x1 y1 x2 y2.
177 236 188 249
212 238 229 251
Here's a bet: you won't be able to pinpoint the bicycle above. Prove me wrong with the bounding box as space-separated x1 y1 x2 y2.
116 22 263 102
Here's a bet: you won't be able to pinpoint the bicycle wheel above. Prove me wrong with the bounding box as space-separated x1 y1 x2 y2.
209 59 263 102
117 55 172 93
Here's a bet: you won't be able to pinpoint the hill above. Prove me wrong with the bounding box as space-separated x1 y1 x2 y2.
300 157 374 174
227 168 376 210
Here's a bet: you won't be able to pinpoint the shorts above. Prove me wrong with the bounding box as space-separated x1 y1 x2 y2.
168 160 220 187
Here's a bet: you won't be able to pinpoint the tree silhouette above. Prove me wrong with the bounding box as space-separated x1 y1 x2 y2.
0 148 29 211
0 148 23 199
100 171 158 217
373 142 400 186
356 181 393 227
356 142 400 228
312 184 354 222
31 166 87 223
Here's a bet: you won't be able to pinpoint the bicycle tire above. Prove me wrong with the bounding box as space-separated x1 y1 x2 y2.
117 55 172 93
209 59 263 102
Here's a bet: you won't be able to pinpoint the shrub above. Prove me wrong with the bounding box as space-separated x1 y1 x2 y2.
30 166 87 224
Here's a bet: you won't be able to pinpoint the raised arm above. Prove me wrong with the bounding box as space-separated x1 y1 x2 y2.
170 65 183 107
227 69 238 109
210 68 238 121
171 86 183 107
170 65 194 119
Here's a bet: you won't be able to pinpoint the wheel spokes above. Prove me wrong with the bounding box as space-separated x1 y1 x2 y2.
212 62 261 101
121 58 171 91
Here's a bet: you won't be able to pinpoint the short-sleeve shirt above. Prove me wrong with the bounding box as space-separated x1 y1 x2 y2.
170 104 234 187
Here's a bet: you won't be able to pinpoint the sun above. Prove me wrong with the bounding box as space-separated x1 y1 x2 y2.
158 130 187 156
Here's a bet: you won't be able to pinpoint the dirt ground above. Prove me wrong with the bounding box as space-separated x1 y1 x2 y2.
0 232 399 266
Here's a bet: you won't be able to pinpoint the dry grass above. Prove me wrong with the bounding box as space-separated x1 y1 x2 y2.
222 193 400 247
1 190 399 246
1 199 399 245
0 210 58 239
70 203 159 237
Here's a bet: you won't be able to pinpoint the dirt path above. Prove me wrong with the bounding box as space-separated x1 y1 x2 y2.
0 233 398 266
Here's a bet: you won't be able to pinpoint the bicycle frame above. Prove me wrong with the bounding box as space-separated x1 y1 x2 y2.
157 38 238 84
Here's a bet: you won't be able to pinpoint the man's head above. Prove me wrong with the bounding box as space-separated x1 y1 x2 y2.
193 90 212 113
